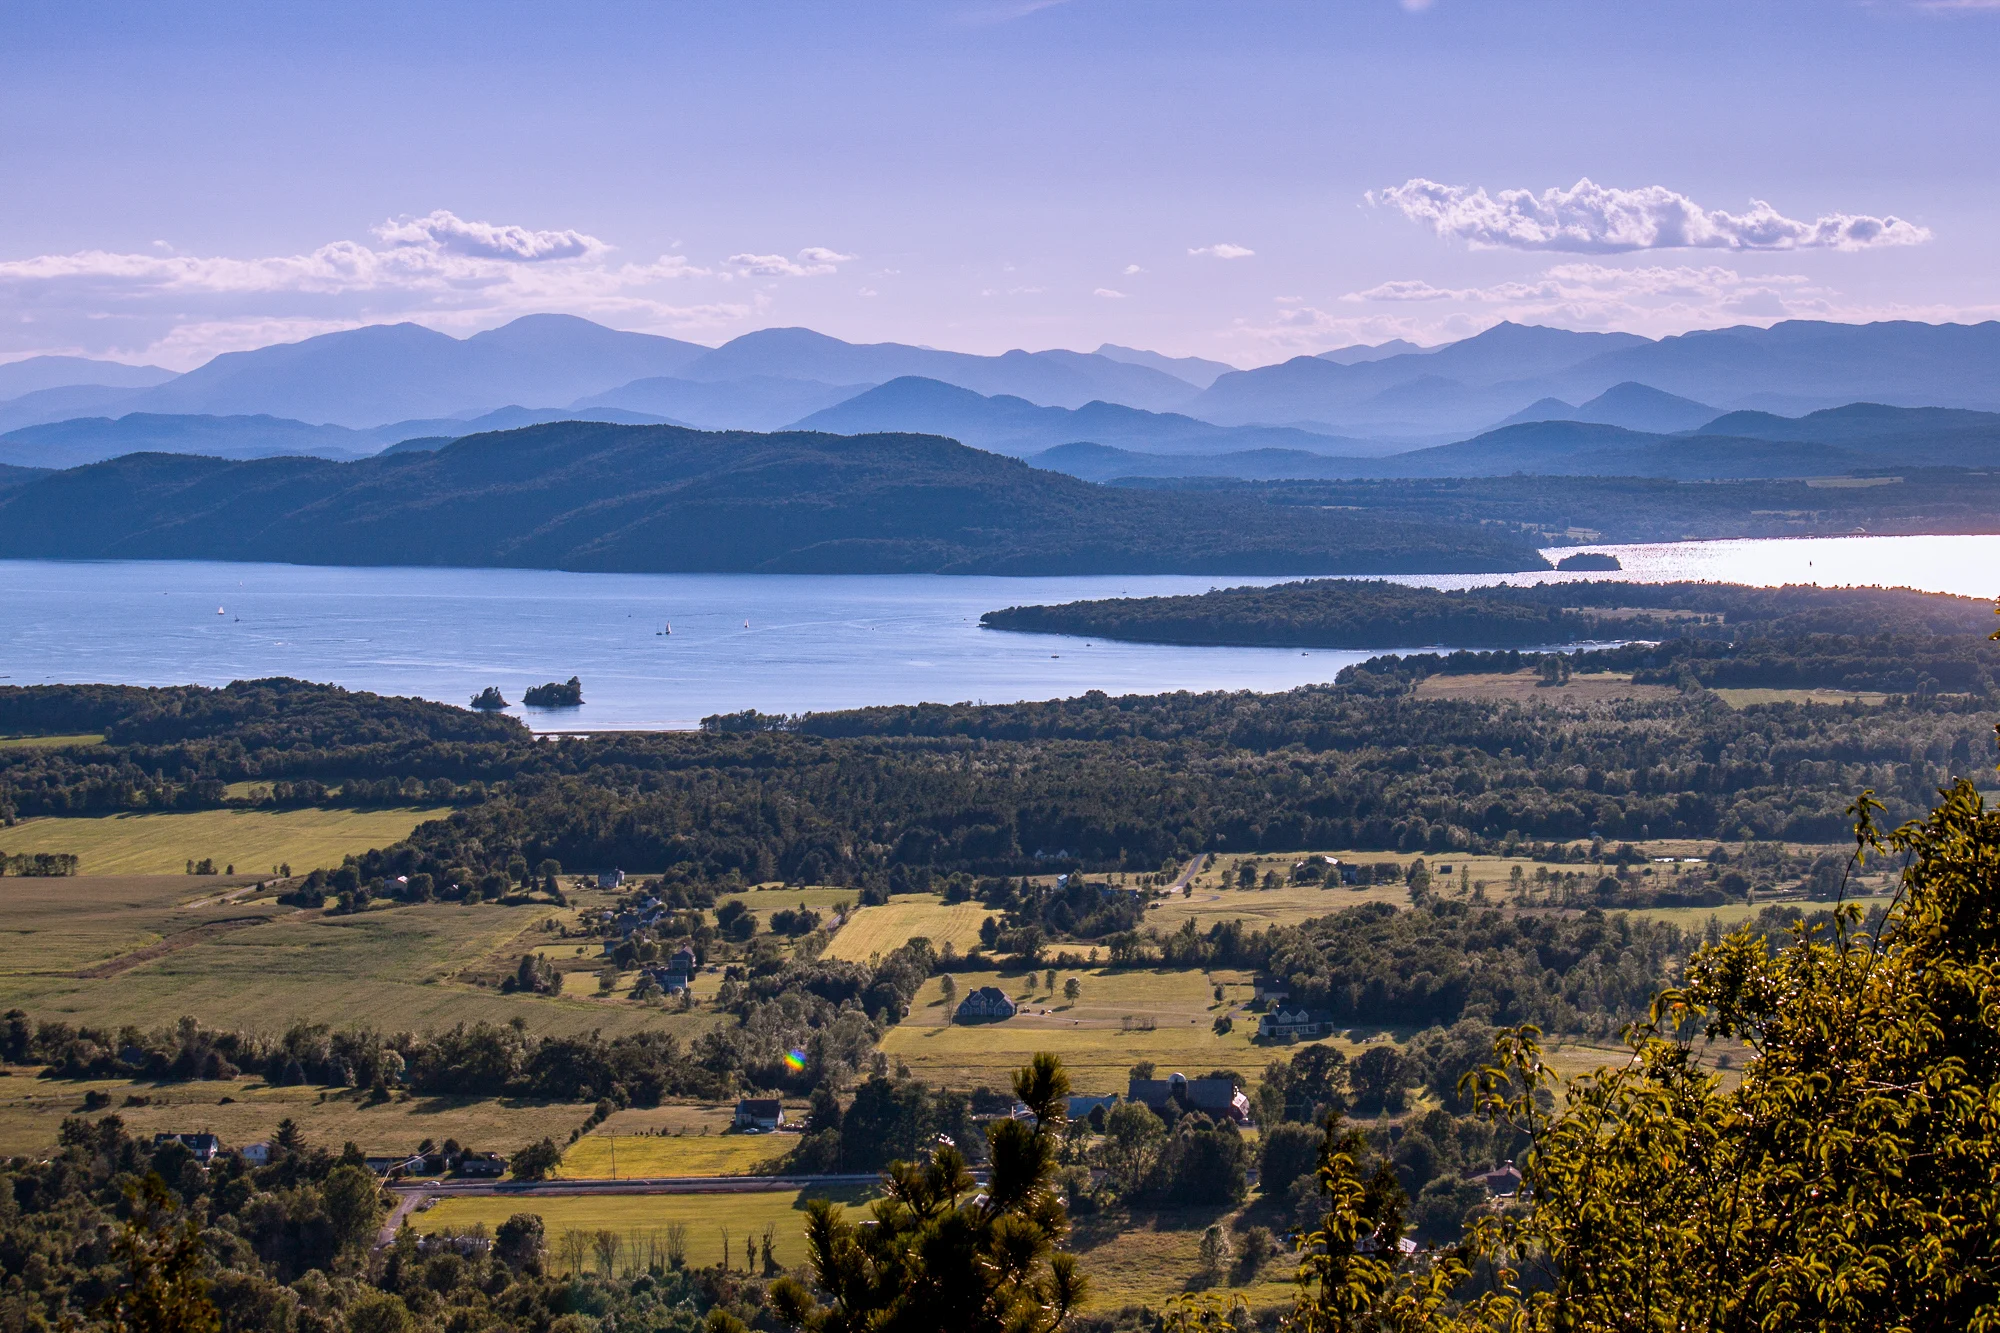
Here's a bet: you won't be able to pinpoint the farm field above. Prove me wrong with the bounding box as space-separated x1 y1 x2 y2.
413 1185 874 1272
0 805 451 876
824 893 987 962
0 873 281 977
557 1126 792 1179
0 890 723 1040
1712 687 1888 708
1412 670 1676 705
0 734 102 750
0 1072 593 1157
886 966 1337 1091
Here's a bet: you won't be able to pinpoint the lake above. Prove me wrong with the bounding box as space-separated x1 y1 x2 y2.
3 533 1995 730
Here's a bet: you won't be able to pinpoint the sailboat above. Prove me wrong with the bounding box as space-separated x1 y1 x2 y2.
656 622 671 636
216 606 225 615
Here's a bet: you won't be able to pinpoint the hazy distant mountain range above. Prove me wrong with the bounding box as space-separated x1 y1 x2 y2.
5 314 2000 480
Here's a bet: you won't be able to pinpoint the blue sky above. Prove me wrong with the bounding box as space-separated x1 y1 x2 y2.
3 0 1995 368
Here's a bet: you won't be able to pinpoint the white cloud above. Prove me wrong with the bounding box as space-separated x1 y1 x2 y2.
374 210 605 261
1093 287 1126 299
727 247 853 277
1189 243 1255 259
1122 264 1146 275
1369 178 1932 253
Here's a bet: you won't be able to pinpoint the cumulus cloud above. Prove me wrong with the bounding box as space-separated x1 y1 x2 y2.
1189 243 1255 259
0 212 793 367
374 210 605 261
727 247 854 277
1094 287 1126 299
1368 178 1932 253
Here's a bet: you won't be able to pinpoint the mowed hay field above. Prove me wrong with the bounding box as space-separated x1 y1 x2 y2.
0 880 724 1041
883 967 1342 1092
413 1186 875 1272
0 1072 594 1157
1412 670 1677 705
824 894 988 962
0 805 451 876
556 1127 792 1179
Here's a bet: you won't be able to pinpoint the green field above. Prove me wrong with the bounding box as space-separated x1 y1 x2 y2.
0 805 451 876
824 894 989 962
0 1072 594 1157
1069 1205 1297 1313
885 966 1309 1092
0 734 103 750
0 878 724 1039
1712 687 1889 709
413 1186 874 1272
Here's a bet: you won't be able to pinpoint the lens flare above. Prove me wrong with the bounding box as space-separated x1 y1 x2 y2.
784 1048 808 1070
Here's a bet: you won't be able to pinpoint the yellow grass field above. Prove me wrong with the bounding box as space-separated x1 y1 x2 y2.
413 1186 873 1271
556 1128 791 1179
0 1073 594 1157
0 805 451 876
824 894 988 962
1712 687 1889 709
0 734 103 750
1412 670 1677 705
885 966 1333 1091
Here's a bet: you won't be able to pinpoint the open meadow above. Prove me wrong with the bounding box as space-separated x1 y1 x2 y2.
556 1123 794 1179
0 805 451 876
0 879 722 1040
824 893 988 962
0 1070 594 1157
413 1185 875 1272
884 966 1362 1091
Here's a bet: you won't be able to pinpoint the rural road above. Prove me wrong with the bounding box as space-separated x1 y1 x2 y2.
1167 854 1208 896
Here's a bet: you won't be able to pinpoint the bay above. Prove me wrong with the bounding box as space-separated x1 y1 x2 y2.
2 533 1995 730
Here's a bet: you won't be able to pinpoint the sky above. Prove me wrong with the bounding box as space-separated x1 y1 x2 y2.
3 0 1997 370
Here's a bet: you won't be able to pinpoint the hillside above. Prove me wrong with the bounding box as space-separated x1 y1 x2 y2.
791 375 1383 456
0 421 1550 575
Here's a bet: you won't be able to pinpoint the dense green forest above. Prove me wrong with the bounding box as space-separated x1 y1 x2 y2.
980 578 1997 651
4 632 1992 878
1119 467 2000 545
0 421 1546 575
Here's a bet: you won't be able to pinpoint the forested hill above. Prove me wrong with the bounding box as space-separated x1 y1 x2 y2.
980 578 1997 650
0 421 1546 576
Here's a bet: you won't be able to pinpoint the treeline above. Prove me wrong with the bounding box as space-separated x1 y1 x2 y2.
0 1113 771 1333
6 671 1993 885
979 578 1996 651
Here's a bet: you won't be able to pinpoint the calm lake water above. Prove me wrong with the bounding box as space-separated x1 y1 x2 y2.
3 534 1995 730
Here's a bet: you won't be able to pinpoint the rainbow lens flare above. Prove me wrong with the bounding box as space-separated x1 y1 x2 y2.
784 1048 808 1070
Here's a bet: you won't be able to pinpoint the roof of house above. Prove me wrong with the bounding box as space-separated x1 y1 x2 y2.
737 1098 783 1116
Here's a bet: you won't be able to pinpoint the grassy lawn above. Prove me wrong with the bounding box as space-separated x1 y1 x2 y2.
0 734 104 750
1070 1203 1298 1314
0 1072 594 1157
825 894 989 962
0 805 451 876
413 1185 874 1271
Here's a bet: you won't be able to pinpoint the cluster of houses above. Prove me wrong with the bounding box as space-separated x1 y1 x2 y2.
150 1133 505 1178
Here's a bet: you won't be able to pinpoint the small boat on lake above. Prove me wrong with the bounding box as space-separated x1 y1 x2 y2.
656 622 671 636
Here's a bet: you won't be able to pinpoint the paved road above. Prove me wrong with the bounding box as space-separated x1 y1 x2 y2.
1168 853 1208 896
